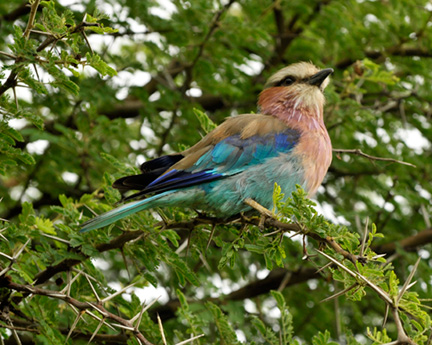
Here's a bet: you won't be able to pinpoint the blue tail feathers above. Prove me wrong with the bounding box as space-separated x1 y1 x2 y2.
80 192 171 232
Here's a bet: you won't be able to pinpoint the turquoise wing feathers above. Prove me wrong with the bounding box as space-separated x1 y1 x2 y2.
80 127 301 232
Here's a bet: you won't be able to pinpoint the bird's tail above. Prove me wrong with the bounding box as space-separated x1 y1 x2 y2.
80 191 171 232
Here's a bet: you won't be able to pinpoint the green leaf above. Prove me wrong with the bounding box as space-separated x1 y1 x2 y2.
207 302 240 345
194 108 217 134
35 217 56 235
312 330 339 345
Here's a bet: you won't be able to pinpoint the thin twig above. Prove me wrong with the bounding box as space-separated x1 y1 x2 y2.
244 198 275 218
181 0 236 91
333 148 416 167
0 51 17 59
2 279 156 345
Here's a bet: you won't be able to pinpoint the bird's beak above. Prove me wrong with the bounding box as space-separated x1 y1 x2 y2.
307 68 334 87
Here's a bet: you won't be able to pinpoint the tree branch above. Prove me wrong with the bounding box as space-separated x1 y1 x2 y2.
23 0 41 39
0 0 42 96
153 267 319 321
181 0 237 92
374 229 432 254
1 2 33 23
333 148 416 167
336 47 432 69
0 279 155 345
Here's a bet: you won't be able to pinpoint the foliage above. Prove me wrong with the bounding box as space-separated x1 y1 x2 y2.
1 0 432 344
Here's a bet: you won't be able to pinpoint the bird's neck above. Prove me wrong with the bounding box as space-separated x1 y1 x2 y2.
257 87 324 130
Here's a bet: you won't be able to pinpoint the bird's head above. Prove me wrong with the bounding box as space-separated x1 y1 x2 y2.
258 62 333 121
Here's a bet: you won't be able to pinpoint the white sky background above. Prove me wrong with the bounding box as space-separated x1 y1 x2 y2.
3 1 432 341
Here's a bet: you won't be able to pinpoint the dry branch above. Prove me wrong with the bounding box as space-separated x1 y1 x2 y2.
333 148 416 167
0 280 156 345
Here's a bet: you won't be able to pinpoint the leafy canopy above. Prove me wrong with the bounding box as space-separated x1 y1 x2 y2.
0 0 431 344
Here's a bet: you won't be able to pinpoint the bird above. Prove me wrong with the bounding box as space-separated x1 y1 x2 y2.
81 62 333 232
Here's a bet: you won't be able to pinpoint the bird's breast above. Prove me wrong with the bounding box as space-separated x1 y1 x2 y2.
293 124 332 196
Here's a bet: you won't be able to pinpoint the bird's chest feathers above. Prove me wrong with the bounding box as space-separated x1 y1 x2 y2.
258 88 332 195
294 125 332 195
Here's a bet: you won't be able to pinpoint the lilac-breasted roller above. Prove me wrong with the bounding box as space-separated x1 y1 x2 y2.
81 62 333 232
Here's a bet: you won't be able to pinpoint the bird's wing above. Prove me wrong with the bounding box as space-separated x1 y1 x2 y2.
113 154 184 192
124 114 301 200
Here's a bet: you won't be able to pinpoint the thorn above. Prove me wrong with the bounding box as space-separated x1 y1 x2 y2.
12 87 18 110
11 327 22 345
175 334 205 345
120 248 131 280
0 228 9 242
81 31 93 54
320 283 358 303
0 266 11 277
315 261 333 274
87 303 107 317
263 229 282 237
85 275 100 302
40 233 70 244
157 313 167 345
420 204 431 229
360 217 369 257
371 253 387 260
85 311 117 331
72 268 99 283
397 257 421 304
60 270 81 295
101 282 137 303
66 302 80 315
88 318 104 344
130 296 161 325
289 229 303 239
185 230 193 258
316 249 393 305
382 304 389 328
302 234 308 259
405 281 417 291
47 292 66 298
66 271 72 296
175 239 189 254
277 271 292 292
199 252 212 272
14 239 30 260
0 252 13 261
111 323 135 331
32 63 40 82
206 224 216 251
83 204 99 217
65 311 84 342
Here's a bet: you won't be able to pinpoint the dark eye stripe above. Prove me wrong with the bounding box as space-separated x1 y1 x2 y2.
277 76 296 87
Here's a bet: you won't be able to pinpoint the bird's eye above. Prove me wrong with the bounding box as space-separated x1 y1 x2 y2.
279 76 295 86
